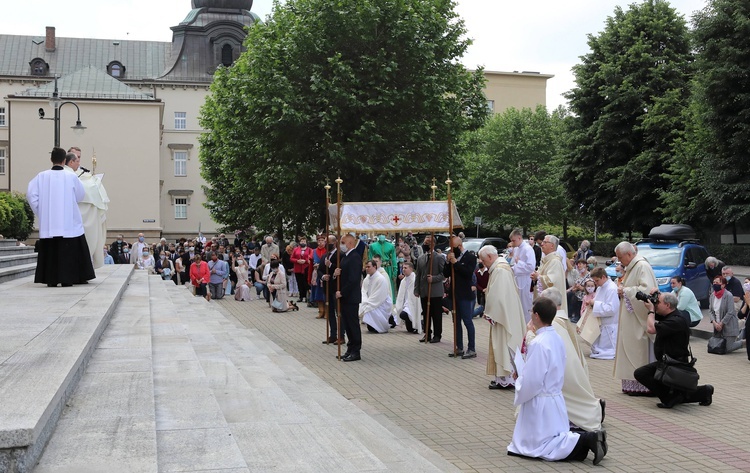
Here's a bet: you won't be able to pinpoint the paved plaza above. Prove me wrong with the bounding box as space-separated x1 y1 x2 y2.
221 296 750 473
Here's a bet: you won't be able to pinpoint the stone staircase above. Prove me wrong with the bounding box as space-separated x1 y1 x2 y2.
0 240 36 284
32 273 457 472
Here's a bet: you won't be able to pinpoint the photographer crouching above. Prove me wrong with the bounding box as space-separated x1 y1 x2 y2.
633 290 714 409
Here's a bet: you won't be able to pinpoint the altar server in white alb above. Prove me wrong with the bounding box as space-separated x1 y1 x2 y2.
393 262 422 333
535 288 604 432
66 147 109 268
478 245 526 390
509 228 536 323
508 297 607 465
584 267 620 359
27 147 96 287
360 260 394 333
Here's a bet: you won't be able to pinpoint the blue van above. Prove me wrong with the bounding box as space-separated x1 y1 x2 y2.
605 225 711 304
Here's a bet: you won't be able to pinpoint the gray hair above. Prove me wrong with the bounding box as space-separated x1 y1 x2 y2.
580 240 590 250
661 292 678 309
540 287 563 307
615 241 635 256
586 256 597 265
478 245 498 259
705 256 720 267
545 235 559 250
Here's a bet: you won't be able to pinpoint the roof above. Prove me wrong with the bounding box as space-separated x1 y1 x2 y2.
13 66 157 101
0 34 169 80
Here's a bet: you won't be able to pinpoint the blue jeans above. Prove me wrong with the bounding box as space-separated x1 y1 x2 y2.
453 297 475 352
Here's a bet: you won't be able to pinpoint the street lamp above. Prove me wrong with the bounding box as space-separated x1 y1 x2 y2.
38 76 86 148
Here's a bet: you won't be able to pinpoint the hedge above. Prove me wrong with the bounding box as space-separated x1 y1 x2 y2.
0 192 34 241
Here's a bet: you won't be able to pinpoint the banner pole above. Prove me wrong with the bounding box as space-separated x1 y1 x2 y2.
424 178 438 344
335 176 343 361
324 182 331 344
446 173 457 357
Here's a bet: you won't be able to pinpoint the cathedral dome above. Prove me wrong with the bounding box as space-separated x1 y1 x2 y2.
191 0 253 10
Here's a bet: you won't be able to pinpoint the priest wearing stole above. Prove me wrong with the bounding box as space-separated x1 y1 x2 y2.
508 297 607 465
478 245 526 390
531 235 568 315
613 242 658 395
360 260 393 333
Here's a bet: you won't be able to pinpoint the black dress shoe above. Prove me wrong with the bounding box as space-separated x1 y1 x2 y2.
419 336 427 343
336 352 351 360
699 385 714 406
342 353 361 362
600 399 606 423
323 338 336 344
428 337 441 343
448 350 465 358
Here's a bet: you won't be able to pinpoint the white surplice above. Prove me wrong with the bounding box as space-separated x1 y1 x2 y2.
27 168 85 238
360 271 393 333
508 326 579 460
590 278 619 359
512 241 536 323
393 271 422 333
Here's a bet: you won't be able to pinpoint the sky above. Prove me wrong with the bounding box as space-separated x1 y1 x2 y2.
0 0 708 110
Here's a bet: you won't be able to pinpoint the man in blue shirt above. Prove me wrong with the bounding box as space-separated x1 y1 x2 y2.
207 251 229 300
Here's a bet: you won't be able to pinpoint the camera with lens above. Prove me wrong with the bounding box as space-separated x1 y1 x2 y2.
635 290 659 305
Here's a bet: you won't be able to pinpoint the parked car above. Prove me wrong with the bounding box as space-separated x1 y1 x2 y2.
462 237 508 256
605 224 711 304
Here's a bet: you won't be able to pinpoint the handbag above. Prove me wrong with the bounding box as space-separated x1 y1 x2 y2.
271 298 284 311
707 336 727 354
654 348 699 392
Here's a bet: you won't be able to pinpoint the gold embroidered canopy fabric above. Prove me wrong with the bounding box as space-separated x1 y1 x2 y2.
328 201 463 233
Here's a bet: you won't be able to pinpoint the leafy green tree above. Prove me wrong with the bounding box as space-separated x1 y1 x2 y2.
455 106 566 233
690 0 750 224
562 0 693 234
200 0 488 236
0 192 33 240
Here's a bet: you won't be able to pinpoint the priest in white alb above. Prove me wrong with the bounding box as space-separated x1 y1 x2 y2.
613 242 658 395
478 245 526 390
531 234 568 314
583 267 619 360
509 228 536 323
360 259 393 333
508 297 607 465
393 261 422 334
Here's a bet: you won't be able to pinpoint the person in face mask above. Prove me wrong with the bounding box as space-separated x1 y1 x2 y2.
586 257 597 271
156 251 173 280
707 276 743 354
136 247 155 273
103 245 115 265
118 245 131 264
310 235 329 318
110 234 128 264
581 267 620 360
720 266 745 312
292 237 313 303
132 233 147 262
670 276 702 327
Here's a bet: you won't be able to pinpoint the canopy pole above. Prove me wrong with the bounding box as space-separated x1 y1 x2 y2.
424 178 438 344
324 182 331 345
446 173 457 357
335 177 343 361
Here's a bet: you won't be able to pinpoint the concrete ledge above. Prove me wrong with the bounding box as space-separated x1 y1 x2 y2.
0 265 133 473
0 264 37 284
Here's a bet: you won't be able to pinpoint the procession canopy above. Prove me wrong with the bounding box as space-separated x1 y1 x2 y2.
328 201 463 233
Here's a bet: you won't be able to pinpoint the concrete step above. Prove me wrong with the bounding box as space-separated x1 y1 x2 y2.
0 263 36 284
0 253 37 269
0 245 35 255
0 239 19 248
33 270 158 473
0 265 133 473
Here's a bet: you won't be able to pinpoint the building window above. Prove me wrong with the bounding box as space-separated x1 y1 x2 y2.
107 61 125 78
174 112 186 130
174 197 188 219
221 44 234 67
174 151 187 176
0 107 5 126
486 100 495 113
29 58 49 76
0 149 6 175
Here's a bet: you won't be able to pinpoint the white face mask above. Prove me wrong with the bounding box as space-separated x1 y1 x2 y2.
586 286 595 294
340 244 348 252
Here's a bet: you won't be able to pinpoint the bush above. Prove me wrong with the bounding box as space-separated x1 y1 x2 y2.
0 192 33 240
704 244 750 267
590 241 618 258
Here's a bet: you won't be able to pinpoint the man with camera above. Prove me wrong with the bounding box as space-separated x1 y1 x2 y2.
633 291 714 409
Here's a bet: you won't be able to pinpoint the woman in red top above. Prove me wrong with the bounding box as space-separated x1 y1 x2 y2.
190 254 211 301
291 237 313 303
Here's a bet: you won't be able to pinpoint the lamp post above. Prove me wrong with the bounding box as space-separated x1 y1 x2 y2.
39 76 86 148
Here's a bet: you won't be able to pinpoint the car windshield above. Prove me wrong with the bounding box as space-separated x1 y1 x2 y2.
637 247 681 267
463 240 482 254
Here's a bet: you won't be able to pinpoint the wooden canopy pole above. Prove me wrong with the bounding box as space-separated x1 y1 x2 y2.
424 178 438 344
335 176 343 360
446 172 458 357
323 181 331 344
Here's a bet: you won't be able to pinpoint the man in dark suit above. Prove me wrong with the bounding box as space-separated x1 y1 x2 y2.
320 235 341 345
334 234 363 361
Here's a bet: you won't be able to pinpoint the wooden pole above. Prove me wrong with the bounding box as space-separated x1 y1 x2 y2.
424 179 438 344
446 172 457 357
324 182 331 344
335 176 343 360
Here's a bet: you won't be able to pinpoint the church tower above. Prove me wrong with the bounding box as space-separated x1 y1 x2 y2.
160 0 259 81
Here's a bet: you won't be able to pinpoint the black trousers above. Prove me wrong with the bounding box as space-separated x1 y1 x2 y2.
340 302 361 353
327 294 338 340
508 432 594 462
295 272 309 299
421 296 443 339
634 362 711 405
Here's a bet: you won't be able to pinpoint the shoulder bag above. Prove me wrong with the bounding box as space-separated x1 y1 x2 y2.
654 346 699 392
